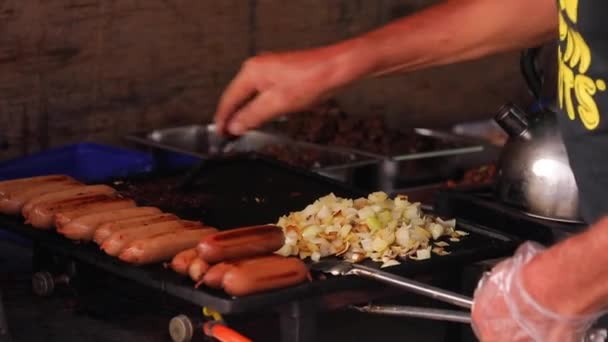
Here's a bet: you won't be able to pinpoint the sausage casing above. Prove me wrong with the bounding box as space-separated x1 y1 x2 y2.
170 248 199 276
197 225 285 264
22 185 116 217
119 228 218 265
189 258 210 285
57 206 160 241
53 198 136 229
0 175 76 196
202 262 234 289
93 213 179 245
222 256 308 296
101 220 201 256
201 255 282 289
0 180 82 215
26 195 115 229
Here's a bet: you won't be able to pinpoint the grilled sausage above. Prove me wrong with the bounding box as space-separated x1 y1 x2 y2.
0 180 82 215
200 255 283 289
22 185 116 217
26 195 115 229
93 213 179 245
101 220 202 256
57 207 162 241
197 225 285 264
170 248 199 276
0 175 76 196
118 228 218 265
222 256 308 296
54 198 137 229
202 262 234 289
189 258 210 285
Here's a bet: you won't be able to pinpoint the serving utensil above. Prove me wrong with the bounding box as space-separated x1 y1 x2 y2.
351 304 471 324
310 260 473 309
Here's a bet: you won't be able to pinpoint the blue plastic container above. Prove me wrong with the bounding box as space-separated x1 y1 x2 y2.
0 142 154 183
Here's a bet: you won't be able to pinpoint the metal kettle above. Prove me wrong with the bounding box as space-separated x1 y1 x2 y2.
494 48 582 222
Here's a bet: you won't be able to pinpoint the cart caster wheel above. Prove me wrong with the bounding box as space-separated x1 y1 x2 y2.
32 272 69 297
169 314 194 342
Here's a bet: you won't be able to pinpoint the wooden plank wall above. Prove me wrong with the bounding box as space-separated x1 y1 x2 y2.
0 0 531 160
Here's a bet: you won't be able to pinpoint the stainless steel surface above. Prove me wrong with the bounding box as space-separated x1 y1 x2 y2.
351 305 471 324
371 129 499 192
494 104 582 222
311 261 473 309
125 125 380 185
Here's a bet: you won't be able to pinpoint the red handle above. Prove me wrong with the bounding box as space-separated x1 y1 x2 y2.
203 321 252 342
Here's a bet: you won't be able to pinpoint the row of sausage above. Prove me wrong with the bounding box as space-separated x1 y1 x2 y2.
0 174 309 296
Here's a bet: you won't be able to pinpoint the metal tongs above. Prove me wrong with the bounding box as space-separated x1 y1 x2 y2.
311 260 472 324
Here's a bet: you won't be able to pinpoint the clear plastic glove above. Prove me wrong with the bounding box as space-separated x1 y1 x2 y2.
472 241 606 342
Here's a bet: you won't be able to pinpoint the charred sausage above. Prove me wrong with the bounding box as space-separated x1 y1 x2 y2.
170 248 199 276
189 258 210 285
202 262 234 289
222 256 308 296
0 180 82 215
101 220 202 256
119 228 218 265
53 198 136 229
22 185 116 217
57 207 162 241
26 195 115 229
0 175 76 196
196 225 285 264
93 213 179 245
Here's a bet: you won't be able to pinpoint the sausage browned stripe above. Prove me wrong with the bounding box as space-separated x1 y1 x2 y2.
0 175 75 196
54 198 136 229
93 213 179 245
197 225 285 264
22 185 116 217
57 207 162 241
0 180 82 215
222 256 308 296
26 195 114 229
171 248 199 276
189 258 210 285
101 220 202 257
119 228 218 265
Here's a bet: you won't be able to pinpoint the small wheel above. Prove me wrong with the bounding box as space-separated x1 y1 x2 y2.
169 314 194 342
32 271 55 297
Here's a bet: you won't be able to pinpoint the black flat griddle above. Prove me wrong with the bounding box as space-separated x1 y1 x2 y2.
0 154 519 314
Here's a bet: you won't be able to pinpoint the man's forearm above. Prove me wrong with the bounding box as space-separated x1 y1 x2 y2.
324 0 557 86
522 217 608 316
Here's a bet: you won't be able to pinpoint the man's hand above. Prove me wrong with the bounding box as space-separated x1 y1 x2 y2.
214 47 357 135
214 0 557 136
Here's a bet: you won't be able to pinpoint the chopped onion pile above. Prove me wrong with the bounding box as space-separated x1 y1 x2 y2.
275 192 468 268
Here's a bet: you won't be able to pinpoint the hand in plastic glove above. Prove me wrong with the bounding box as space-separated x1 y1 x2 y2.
472 241 604 342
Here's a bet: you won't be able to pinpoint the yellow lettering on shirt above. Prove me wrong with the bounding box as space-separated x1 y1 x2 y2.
558 0 605 130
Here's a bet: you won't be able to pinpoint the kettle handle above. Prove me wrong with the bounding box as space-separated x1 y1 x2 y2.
520 47 543 101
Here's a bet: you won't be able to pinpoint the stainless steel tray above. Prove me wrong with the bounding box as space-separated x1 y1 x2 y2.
125 125 380 186
260 124 500 192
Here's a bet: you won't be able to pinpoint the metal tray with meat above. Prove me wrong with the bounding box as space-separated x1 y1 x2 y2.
0 154 518 315
260 104 500 191
125 124 380 188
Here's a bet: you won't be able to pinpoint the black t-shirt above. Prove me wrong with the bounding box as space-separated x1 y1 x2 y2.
556 0 608 223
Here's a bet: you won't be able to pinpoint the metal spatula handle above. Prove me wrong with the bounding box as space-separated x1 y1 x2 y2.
352 304 471 324
350 264 473 309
